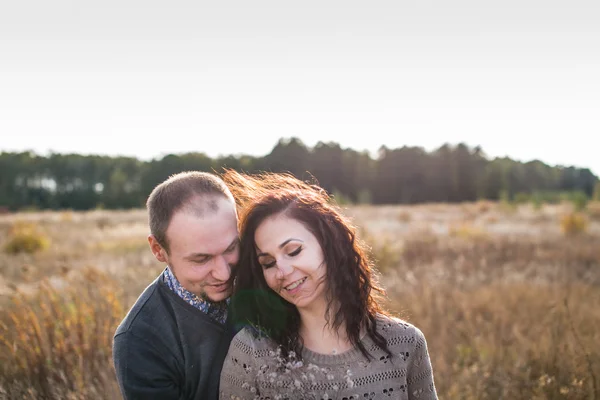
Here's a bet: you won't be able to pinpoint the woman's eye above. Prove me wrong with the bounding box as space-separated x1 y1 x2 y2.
262 260 276 269
288 246 302 257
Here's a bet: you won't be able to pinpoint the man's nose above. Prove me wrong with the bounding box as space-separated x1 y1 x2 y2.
212 255 231 281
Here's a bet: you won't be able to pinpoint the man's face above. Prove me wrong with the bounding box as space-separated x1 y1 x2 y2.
152 196 239 302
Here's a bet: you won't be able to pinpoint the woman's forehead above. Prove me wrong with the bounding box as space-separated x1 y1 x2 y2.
255 216 312 246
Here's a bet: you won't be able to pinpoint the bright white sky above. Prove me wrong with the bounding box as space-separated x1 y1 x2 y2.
1 0 599 175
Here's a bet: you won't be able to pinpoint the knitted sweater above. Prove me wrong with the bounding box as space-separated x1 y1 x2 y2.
219 315 437 400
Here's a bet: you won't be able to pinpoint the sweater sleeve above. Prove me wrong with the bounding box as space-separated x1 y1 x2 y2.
113 331 181 400
219 330 260 400
406 327 438 400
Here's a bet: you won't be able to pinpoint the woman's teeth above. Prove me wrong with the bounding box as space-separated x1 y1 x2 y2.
285 277 307 291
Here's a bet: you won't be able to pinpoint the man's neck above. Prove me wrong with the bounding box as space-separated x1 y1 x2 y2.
162 266 229 324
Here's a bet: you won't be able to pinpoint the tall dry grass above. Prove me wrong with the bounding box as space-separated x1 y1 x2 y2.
0 203 598 399
0 268 125 399
389 282 599 399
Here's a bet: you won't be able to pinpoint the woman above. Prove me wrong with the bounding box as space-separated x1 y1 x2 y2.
219 170 437 400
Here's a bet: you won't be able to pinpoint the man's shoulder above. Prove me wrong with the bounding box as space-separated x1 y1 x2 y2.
114 276 167 338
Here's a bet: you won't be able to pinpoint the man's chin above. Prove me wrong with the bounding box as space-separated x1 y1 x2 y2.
204 287 232 303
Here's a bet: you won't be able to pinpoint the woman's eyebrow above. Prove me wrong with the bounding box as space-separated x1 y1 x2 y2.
278 238 303 248
256 238 304 257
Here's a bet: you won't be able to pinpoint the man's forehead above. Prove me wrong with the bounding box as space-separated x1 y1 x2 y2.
181 195 234 219
185 236 239 258
166 197 238 254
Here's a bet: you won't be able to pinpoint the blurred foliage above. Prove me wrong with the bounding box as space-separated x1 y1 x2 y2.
0 138 597 210
560 213 589 236
593 182 600 201
3 221 50 254
587 201 600 221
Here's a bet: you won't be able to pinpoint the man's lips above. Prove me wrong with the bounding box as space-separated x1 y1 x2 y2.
208 283 229 292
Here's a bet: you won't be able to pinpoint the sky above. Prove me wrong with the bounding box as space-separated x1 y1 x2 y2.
1 0 599 175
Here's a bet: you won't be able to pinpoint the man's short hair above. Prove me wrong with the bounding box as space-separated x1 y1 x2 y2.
147 171 234 252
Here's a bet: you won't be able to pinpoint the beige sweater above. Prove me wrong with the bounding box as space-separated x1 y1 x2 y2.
219 315 438 400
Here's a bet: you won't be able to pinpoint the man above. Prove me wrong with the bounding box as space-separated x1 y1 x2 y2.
113 171 239 400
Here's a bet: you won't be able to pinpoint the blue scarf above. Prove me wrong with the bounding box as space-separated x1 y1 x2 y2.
163 267 228 325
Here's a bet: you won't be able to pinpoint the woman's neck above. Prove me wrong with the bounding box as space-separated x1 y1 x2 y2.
297 303 353 356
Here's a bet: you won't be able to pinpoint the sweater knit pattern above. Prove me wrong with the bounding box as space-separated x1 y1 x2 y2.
219 316 437 400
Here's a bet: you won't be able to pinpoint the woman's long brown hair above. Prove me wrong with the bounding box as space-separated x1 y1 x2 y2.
222 169 391 361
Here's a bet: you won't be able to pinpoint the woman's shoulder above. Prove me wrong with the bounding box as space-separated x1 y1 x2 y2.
374 313 429 344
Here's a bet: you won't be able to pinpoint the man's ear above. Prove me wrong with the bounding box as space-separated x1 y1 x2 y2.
148 234 168 263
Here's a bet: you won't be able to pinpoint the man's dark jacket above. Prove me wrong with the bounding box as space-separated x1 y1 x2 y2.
113 275 235 400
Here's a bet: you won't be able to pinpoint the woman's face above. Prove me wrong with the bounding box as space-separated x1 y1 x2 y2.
254 213 327 312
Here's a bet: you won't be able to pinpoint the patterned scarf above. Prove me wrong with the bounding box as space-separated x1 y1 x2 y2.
163 267 229 325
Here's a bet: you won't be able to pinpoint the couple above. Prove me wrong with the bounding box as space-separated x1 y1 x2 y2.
113 170 438 400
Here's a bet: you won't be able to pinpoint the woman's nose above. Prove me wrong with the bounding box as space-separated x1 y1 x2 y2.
276 260 294 277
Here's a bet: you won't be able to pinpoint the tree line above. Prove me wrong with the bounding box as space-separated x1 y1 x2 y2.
0 137 597 211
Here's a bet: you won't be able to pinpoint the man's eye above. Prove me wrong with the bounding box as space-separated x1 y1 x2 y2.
288 246 303 257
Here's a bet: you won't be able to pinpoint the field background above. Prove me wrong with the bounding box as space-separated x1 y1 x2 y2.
1 201 599 399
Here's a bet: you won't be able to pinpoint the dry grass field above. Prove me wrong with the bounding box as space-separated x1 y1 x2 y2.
1 201 599 399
